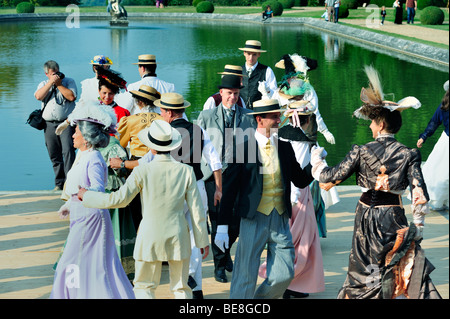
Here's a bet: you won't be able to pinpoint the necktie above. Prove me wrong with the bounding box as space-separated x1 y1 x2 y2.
224 107 234 128
247 68 252 78
264 139 272 156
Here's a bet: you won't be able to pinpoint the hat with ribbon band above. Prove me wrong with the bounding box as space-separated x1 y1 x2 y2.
154 92 191 109
132 54 157 65
249 99 284 115
137 120 182 152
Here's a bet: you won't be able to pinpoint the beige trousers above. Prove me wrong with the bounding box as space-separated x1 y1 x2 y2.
133 259 192 299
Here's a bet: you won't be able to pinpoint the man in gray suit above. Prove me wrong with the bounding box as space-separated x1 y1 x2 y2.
196 74 256 283
216 99 314 299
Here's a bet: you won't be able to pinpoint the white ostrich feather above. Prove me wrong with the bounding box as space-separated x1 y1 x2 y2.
68 100 117 128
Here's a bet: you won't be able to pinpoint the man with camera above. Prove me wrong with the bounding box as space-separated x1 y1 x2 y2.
34 60 77 191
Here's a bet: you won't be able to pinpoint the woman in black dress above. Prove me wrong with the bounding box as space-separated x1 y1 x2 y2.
394 0 404 24
311 66 441 299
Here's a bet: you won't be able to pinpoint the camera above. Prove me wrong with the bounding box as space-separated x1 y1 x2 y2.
54 71 65 80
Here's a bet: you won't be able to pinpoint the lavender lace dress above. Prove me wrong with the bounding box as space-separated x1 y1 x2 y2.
50 149 135 299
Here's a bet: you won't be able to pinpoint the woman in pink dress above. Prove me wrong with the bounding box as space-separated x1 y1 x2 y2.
50 102 135 299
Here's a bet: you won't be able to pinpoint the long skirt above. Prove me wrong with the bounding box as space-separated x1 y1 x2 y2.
421 131 449 210
259 186 325 294
337 200 441 299
50 198 135 299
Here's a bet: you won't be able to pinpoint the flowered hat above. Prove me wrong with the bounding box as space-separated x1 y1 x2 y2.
90 55 113 66
353 65 421 120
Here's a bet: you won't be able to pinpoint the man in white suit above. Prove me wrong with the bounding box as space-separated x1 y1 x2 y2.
78 120 209 299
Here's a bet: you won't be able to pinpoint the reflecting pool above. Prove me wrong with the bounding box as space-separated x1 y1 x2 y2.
0 18 448 190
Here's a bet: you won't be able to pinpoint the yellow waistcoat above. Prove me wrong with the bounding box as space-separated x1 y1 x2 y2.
256 140 285 216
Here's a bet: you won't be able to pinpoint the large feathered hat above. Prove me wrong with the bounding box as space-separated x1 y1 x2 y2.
275 54 316 99
96 67 127 91
353 65 421 120
68 100 118 134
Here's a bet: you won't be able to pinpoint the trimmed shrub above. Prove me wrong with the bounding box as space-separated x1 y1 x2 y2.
262 1 284 16
342 0 358 9
279 0 295 8
338 4 349 18
192 0 202 6
420 5 445 24
196 0 214 13
16 1 35 13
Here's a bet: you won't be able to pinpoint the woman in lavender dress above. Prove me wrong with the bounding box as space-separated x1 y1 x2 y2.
50 102 135 299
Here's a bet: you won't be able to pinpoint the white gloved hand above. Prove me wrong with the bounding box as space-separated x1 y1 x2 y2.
412 203 430 225
214 225 229 253
322 130 335 144
55 120 70 136
58 203 70 219
414 225 424 241
258 81 271 99
310 146 328 181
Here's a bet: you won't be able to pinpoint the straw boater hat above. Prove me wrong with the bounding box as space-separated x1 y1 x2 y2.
90 55 113 66
68 100 118 134
154 92 191 109
137 119 182 152
238 40 267 53
132 54 157 65
353 65 421 120
218 65 247 77
130 85 161 103
249 99 284 115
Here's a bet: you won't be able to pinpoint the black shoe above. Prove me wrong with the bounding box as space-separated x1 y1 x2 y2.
188 275 197 289
214 269 228 283
283 289 309 299
193 290 204 299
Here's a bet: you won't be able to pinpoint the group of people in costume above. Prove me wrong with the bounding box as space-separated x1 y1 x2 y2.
35 39 447 300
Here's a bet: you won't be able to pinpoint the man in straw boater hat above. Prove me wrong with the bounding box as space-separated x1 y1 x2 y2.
116 54 175 113
203 65 247 110
258 100 326 299
78 119 210 299
157 92 222 299
215 98 314 299
110 92 222 298
197 75 257 284
239 40 277 109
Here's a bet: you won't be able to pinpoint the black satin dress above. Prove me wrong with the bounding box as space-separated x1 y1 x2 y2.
319 136 441 299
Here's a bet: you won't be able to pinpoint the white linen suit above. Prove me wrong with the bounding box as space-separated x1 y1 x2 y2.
82 153 209 298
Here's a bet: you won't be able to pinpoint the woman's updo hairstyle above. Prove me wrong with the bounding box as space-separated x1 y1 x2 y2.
77 120 110 149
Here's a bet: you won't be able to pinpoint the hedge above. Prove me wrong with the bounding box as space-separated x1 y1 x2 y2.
262 1 284 16
196 0 214 12
16 1 34 13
